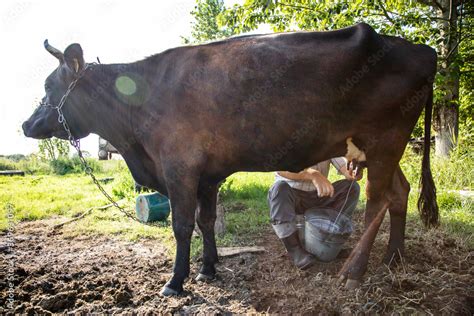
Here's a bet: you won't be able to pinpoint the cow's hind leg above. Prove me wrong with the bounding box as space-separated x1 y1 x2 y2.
384 166 410 265
195 183 219 282
338 161 395 288
160 165 200 296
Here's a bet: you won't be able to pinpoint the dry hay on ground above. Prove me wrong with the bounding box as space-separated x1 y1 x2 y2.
0 214 472 314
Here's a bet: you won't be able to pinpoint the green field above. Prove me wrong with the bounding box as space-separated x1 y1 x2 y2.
1 142 473 255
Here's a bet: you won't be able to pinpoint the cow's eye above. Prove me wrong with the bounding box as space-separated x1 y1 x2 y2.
45 85 51 92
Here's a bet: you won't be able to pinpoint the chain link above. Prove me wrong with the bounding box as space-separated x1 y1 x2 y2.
47 63 167 227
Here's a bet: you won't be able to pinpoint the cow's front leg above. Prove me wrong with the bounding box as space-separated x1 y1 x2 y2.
195 183 219 282
160 167 199 296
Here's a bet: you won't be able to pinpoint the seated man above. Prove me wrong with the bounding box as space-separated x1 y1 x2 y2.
267 158 362 269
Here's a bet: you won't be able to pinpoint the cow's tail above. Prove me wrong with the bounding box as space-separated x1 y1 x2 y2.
417 84 439 228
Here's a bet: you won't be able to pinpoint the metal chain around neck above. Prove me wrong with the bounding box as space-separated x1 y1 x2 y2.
51 63 168 227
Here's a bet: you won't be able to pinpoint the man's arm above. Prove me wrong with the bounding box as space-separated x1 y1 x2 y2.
277 169 334 197
277 170 315 181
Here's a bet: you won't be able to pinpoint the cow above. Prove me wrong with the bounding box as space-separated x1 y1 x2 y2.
22 23 438 296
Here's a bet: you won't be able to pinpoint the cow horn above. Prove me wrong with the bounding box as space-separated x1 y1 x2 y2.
44 39 64 61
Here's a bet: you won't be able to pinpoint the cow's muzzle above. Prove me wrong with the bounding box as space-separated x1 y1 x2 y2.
22 120 33 137
22 119 55 139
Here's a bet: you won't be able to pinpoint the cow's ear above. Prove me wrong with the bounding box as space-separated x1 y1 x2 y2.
64 43 84 74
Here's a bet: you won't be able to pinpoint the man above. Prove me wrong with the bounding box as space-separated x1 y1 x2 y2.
268 158 362 269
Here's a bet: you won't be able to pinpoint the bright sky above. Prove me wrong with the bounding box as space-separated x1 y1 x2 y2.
0 0 241 157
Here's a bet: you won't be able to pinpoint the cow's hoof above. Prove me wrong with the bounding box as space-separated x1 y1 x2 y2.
160 285 180 297
345 278 361 289
195 273 215 282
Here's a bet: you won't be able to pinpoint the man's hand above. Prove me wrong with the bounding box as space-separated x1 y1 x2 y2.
309 171 334 197
342 164 364 181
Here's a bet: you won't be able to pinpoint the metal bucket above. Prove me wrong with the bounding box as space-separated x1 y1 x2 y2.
304 208 353 262
135 192 170 222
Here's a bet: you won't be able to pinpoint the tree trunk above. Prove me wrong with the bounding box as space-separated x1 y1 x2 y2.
433 0 461 157
435 103 458 157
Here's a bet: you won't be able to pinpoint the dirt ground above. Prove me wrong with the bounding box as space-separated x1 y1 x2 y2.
0 215 472 315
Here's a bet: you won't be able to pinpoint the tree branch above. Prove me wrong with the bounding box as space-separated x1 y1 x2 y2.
445 39 460 61
377 0 396 25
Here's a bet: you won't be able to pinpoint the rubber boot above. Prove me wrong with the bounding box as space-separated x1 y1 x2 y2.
281 232 316 270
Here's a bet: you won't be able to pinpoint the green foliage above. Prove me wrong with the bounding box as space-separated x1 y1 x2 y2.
184 0 238 44
0 155 51 174
219 0 436 38
38 138 70 161
0 154 106 175
111 168 136 200
17 155 51 174
49 158 78 175
49 157 102 175
0 154 26 162
214 0 473 150
0 157 17 171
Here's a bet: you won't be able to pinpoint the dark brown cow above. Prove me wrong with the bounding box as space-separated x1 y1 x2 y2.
22 23 438 296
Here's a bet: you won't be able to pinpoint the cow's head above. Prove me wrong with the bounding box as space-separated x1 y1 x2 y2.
22 40 90 140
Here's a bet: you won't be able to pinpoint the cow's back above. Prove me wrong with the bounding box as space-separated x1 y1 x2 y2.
139 24 435 176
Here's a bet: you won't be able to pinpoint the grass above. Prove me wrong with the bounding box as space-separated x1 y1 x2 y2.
0 174 111 225
0 159 126 228
1 139 472 258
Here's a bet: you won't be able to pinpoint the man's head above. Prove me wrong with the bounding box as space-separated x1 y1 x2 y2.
22 40 90 140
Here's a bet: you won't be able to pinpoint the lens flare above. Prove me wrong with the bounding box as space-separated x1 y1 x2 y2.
115 75 137 96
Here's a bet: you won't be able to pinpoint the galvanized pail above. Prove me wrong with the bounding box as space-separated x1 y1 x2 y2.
135 192 170 222
304 208 353 262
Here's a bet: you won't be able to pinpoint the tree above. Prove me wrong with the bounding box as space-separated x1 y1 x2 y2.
214 0 472 157
183 0 238 44
428 0 461 157
38 139 70 161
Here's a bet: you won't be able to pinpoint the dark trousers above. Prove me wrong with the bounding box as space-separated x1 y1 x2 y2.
267 180 360 238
